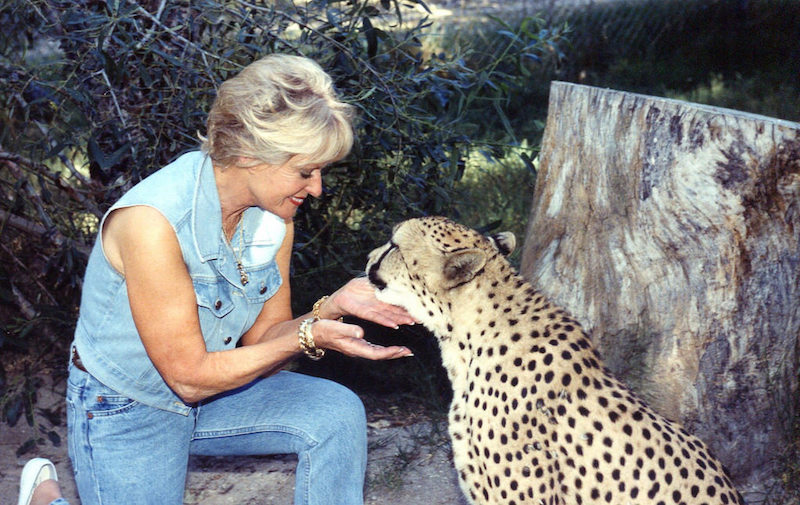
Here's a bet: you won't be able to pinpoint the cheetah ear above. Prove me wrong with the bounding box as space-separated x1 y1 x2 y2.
488 231 516 257
443 249 487 288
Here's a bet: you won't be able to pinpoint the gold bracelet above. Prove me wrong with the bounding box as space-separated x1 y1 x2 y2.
312 295 329 321
312 295 344 322
298 318 325 360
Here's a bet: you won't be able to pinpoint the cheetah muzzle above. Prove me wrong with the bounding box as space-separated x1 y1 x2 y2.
366 217 743 505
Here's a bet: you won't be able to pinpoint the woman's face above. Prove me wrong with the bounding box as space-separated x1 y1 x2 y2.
246 155 326 220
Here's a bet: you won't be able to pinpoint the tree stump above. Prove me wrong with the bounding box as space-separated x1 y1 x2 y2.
520 81 800 501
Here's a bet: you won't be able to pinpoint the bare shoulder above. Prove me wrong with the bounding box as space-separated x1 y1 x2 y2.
102 205 176 275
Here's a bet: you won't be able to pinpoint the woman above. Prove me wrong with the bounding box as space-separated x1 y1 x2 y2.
19 53 414 505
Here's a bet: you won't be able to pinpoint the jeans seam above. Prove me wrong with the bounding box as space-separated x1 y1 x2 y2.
299 450 312 505
191 424 319 447
76 372 104 505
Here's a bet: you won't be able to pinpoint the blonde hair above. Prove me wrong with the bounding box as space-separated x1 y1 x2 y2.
202 54 355 168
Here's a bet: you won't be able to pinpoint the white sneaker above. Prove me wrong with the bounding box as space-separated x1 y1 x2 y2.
18 458 58 505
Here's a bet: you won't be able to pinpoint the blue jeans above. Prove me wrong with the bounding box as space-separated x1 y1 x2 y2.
66 364 367 505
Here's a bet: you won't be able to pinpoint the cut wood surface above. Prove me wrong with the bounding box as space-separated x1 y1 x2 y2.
520 81 800 501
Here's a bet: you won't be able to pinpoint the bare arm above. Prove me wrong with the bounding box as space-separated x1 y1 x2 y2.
104 207 412 404
105 206 306 402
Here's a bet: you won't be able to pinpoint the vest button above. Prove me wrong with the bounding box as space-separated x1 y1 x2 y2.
259 286 267 294
223 336 232 345
214 300 222 310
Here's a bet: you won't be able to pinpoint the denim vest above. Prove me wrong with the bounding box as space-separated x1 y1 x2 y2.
72 151 286 415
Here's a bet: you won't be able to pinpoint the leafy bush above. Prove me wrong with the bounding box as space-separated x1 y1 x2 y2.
454 140 539 265
0 0 564 433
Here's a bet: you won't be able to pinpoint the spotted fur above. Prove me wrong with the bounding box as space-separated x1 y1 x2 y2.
367 217 743 505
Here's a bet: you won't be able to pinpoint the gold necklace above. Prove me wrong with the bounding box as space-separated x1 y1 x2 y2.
230 220 249 285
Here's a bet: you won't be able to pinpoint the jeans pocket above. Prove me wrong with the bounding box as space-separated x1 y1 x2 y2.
72 367 141 418
86 393 139 417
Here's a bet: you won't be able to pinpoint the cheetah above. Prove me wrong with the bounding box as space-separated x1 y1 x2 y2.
366 217 744 505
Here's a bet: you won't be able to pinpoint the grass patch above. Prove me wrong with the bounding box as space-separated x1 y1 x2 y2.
452 141 540 266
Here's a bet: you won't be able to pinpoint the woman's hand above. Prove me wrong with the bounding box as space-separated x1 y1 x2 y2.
310 318 413 360
307 276 416 360
322 277 417 329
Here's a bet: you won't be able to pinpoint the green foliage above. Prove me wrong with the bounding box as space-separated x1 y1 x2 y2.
426 14 565 141
453 141 539 266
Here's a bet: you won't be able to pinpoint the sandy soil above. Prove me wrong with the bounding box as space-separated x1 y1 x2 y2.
0 374 467 505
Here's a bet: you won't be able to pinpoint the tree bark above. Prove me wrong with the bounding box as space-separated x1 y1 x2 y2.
520 81 800 501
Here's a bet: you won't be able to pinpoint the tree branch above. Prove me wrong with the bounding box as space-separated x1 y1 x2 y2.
130 0 223 62
0 149 104 219
0 209 90 257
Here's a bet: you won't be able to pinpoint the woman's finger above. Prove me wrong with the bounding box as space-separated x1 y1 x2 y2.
329 277 417 328
339 338 413 360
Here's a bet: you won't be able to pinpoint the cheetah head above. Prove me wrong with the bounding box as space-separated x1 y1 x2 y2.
366 217 515 338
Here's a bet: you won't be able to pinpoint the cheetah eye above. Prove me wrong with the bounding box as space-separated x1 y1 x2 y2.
381 240 399 257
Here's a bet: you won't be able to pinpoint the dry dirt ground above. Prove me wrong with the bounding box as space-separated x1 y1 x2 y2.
0 373 468 505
